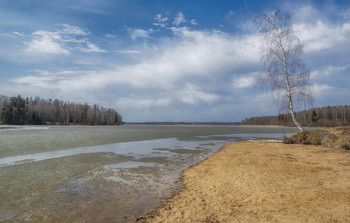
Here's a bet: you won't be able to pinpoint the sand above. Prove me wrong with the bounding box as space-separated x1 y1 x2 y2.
144 141 350 223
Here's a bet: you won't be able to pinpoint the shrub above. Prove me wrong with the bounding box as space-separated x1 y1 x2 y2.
283 127 350 150
284 130 337 146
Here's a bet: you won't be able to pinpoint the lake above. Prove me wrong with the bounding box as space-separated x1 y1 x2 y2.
0 125 297 222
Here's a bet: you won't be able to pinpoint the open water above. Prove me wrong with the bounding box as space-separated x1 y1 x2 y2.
0 125 297 222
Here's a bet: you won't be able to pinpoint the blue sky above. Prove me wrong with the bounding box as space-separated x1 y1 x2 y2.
0 0 349 122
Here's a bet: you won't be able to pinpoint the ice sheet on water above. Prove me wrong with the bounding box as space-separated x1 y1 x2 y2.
0 125 50 131
0 137 224 167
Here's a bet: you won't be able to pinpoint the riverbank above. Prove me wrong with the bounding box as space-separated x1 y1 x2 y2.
144 141 350 222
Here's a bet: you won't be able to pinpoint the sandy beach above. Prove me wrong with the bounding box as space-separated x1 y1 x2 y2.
144 141 350 222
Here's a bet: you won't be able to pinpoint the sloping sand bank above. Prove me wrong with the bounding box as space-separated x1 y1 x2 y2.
145 141 350 222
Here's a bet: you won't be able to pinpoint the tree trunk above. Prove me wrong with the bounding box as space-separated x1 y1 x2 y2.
288 94 304 131
282 48 304 131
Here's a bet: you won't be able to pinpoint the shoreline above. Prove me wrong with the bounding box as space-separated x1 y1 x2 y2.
143 141 350 222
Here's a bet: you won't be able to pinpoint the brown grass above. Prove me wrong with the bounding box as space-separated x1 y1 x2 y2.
284 126 350 150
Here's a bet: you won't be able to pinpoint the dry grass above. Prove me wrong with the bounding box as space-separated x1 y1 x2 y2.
284 126 350 150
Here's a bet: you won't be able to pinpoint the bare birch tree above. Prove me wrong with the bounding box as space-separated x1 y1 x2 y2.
255 10 313 131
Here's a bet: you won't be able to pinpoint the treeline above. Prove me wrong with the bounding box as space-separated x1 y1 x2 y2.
0 95 123 125
242 105 350 127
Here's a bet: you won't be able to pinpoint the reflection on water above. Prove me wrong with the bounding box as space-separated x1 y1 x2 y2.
0 125 296 222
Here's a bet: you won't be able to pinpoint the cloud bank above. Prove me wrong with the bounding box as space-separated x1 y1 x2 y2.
1 5 350 122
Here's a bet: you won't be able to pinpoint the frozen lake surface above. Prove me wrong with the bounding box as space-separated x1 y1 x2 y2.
0 125 297 222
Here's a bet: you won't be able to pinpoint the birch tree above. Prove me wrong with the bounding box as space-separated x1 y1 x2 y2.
255 10 312 131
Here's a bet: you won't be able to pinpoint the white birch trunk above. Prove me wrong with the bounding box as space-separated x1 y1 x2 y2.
282 48 304 131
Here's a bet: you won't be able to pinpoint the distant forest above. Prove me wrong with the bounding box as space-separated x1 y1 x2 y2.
0 95 123 125
242 105 350 127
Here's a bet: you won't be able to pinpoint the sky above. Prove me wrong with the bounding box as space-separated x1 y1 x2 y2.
0 0 349 122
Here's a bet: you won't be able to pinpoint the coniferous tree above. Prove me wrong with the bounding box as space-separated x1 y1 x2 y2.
0 95 123 125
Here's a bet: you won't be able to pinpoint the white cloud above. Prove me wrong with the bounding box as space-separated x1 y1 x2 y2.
313 84 334 96
167 28 260 70
61 24 89 36
238 20 256 32
114 84 218 116
155 14 168 23
115 50 141 54
294 21 350 52
2 4 350 122
12 70 94 87
130 28 153 40
14 75 56 87
190 19 198 26
154 14 168 27
25 30 70 55
105 34 117 38
13 31 26 37
153 23 166 28
12 27 260 109
311 65 350 79
173 12 186 26
340 8 350 19
78 42 107 53
177 84 218 105
23 24 105 55
293 5 320 23
117 96 172 110
232 73 257 88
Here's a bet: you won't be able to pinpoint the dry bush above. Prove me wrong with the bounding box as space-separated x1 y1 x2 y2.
335 126 350 135
284 130 336 145
284 126 350 150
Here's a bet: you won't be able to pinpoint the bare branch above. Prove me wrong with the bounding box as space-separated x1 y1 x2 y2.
255 10 313 131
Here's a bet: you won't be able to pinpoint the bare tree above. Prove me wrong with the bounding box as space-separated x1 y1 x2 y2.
255 10 313 131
